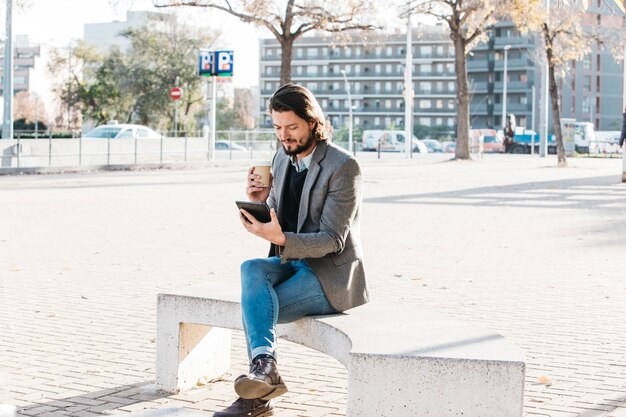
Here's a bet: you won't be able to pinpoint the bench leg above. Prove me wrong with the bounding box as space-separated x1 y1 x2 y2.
156 319 232 393
347 355 524 417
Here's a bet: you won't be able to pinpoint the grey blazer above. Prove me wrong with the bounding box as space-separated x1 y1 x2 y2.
268 140 368 313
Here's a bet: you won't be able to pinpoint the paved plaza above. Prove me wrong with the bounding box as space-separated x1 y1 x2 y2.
1 153 626 417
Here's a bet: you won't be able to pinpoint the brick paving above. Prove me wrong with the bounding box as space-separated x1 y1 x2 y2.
1 153 625 417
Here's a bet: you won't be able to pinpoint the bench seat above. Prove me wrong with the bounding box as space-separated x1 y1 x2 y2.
156 281 525 417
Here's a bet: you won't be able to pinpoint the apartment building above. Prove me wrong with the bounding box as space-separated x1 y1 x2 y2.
259 25 457 134
259 17 624 135
0 35 41 96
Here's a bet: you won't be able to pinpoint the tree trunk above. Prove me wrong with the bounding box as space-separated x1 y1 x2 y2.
542 23 567 167
279 37 294 85
452 34 470 160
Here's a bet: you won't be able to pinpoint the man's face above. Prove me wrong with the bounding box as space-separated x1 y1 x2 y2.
271 110 316 156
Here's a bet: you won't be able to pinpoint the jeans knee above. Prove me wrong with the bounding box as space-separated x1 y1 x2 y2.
240 258 267 291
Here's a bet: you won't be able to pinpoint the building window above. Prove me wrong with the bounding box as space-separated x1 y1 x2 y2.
375 82 381 92
265 66 272 75
448 99 455 109
354 82 360 92
448 81 455 92
421 64 432 74
307 48 318 58
419 100 431 109
374 117 380 126
355 46 362 56
421 81 432 93
307 66 316 76
420 117 431 126
436 45 444 56
385 81 392 92
296 48 303 58
397 99 404 109
420 45 432 57
386 46 393 56
385 99 392 109
375 100 380 109
355 64 361 75
436 117 443 126
266 48 273 57
309 82 318 91
345 47 352 57
385 64 392 74
436 99 443 109
345 64 351 73
297 66 303 75
355 116 360 125
375 64 381 74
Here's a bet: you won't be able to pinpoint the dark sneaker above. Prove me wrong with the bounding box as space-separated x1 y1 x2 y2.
213 397 274 417
234 356 288 400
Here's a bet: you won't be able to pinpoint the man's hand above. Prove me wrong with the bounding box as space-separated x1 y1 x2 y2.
239 207 286 246
246 166 272 203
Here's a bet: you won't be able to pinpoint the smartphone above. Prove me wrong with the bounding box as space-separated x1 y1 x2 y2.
235 201 271 223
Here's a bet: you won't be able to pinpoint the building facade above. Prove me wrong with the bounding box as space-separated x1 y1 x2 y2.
0 35 41 96
259 17 624 136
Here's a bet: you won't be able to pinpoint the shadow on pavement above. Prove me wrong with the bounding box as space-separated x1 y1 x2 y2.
17 382 168 417
364 175 626 213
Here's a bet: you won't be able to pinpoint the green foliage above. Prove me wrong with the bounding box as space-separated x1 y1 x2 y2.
14 118 48 131
413 124 454 140
50 14 217 131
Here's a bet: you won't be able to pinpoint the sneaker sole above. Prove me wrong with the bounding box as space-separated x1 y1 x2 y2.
234 377 288 400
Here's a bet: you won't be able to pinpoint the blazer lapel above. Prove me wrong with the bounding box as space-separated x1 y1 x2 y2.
297 141 328 232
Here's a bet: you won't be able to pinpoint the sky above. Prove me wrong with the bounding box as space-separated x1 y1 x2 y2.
1 0 263 112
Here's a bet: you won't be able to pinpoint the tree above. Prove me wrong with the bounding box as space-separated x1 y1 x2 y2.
408 0 512 160
49 13 217 131
14 91 48 127
152 0 381 84
509 0 626 167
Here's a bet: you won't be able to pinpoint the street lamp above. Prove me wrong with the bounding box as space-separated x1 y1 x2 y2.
340 69 353 153
502 45 511 129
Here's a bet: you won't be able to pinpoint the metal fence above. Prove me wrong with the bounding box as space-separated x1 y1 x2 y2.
0 130 281 169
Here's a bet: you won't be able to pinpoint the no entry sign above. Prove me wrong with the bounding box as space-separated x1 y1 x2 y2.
170 87 182 100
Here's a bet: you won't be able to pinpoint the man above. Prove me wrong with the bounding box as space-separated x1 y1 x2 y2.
619 107 626 148
215 84 368 417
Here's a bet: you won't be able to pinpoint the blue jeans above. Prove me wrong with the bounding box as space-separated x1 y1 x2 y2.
240 256 337 361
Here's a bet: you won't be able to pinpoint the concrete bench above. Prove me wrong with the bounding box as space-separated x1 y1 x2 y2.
155 281 525 417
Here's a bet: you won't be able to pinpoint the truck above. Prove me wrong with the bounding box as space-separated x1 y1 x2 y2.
498 128 556 154
361 130 428 153
500 118 594 155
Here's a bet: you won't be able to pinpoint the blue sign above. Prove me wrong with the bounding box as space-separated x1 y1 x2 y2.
198 50 233 77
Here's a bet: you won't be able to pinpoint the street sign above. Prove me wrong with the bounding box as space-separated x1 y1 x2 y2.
198 49 233 77
170 87 182 100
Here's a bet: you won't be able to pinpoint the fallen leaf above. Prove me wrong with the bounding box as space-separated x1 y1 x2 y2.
537 376 551 386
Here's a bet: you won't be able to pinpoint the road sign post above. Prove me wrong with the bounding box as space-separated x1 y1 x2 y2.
198 50 233 161
170 87 182 137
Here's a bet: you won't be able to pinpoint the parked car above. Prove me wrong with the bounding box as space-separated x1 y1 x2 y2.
83 123 161 140
215 140 249 151
482 135 505 153
361 130 428 153
441 141 456 153
421 139 444 153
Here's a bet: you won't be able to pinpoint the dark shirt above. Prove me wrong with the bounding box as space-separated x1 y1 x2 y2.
620 111 626 147
282 164 308 233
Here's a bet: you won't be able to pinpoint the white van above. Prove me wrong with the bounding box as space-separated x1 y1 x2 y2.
361 130 428 153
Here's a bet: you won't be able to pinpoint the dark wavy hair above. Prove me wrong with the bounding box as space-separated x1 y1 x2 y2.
268 83 330 141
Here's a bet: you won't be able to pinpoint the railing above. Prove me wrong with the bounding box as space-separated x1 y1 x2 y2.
0 130 279 170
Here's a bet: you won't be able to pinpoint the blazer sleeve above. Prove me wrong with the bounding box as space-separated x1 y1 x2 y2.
280 157 362 260
620 112 626 147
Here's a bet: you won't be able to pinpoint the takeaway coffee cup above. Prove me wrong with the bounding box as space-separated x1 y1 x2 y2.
253 162 271 187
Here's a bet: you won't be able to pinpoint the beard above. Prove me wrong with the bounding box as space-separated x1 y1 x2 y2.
283 131 316 156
